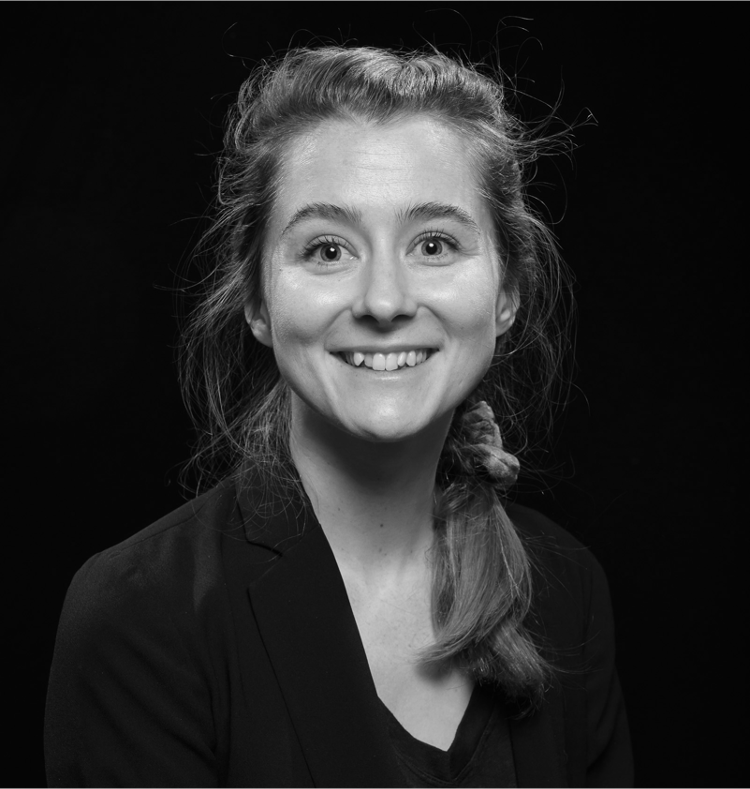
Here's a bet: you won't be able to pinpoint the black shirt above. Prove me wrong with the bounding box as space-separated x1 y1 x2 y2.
381 684 517 788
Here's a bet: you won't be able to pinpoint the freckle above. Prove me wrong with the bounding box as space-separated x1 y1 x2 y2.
379 523 384 528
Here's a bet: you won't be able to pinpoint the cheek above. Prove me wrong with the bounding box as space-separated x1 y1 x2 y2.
439 268 500 339
265 270 340 350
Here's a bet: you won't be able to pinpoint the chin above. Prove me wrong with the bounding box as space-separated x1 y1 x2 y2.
340 408 447 445
292 390 452 445
350 425 420 444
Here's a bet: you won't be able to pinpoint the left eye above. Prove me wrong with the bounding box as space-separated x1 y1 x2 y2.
317 243 342 262
420 238 444 256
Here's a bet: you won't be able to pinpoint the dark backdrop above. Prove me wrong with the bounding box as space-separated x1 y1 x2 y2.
4 4 743 787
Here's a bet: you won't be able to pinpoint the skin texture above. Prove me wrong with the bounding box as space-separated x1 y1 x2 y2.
247 116 517 448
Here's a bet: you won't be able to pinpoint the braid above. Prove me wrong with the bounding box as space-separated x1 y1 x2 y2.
426 399 551 707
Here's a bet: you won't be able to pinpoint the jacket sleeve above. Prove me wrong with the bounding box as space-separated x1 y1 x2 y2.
583 557 634 788
44 550 219 787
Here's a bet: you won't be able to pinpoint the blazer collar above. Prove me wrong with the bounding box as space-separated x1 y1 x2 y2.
233 468 566 788
235 467 405 787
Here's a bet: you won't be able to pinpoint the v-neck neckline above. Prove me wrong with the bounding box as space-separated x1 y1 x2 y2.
379 683 497 774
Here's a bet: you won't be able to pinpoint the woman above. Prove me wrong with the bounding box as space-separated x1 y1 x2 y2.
45 46 633 787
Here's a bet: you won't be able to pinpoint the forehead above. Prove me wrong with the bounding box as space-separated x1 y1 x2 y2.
271 116 490 231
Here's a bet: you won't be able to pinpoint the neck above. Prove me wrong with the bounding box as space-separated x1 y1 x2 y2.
289 395 451 582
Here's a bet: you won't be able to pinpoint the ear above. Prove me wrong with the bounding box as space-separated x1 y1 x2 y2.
495 287 519 337
244 300 273 348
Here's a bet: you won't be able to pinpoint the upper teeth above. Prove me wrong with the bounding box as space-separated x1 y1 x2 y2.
341 350 430 370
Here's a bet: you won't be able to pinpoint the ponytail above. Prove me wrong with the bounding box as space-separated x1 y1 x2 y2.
423 400 552 708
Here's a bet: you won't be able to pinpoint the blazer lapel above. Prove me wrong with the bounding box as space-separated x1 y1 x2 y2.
236 473 404 788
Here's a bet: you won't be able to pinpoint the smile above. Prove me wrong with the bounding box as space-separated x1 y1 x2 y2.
337 349 434 371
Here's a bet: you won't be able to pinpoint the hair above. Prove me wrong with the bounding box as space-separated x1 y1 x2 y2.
180 45 573 709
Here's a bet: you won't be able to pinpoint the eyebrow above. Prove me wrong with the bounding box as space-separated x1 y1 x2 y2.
280 202 363 238
279 200 482 238
397 201 482 235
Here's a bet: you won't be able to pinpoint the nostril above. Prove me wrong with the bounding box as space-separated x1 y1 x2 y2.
352 308 418 326
352 278 418 323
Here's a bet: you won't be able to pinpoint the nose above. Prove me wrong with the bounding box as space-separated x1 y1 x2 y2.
351 252 418 325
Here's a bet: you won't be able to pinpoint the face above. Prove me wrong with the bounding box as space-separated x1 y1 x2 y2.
246 116 517 445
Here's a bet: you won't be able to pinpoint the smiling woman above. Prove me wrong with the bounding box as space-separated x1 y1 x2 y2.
45 46 633 787
251 117 508 445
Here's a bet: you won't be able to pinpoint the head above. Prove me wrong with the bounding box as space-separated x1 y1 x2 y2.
180 46 570 489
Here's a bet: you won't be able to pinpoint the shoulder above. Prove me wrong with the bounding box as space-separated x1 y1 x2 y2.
506 502 613 652
60 479 242 637
46 482 247 787
507 501 606 585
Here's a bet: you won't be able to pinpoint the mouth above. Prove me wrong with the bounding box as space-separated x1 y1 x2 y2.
336 349 436 371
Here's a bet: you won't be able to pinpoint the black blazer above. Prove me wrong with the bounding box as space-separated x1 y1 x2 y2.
45 472 633 787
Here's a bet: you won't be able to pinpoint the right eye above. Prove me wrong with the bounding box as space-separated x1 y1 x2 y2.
302 236 350 265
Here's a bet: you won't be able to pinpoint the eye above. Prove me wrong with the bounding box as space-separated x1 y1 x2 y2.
318 243 342 262
420 238 444 257
302 236 349 265
413 231 458 261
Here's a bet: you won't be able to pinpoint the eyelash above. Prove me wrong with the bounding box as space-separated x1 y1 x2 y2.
301 229 459 261
413 229 459 255
301 235 348 261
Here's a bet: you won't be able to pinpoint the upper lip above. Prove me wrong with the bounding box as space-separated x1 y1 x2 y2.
331 345 438 354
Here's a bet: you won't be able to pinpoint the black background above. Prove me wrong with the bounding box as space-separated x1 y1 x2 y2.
4 4 743 787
